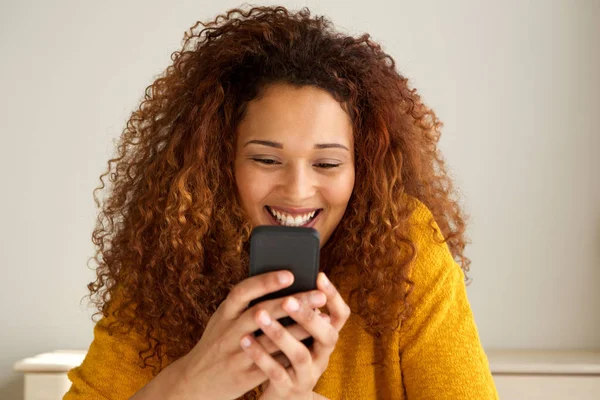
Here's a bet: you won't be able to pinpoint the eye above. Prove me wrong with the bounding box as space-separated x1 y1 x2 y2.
315 163 341 169
252 158 279 165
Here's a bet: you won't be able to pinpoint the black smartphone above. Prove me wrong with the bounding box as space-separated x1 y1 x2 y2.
248 225 320 348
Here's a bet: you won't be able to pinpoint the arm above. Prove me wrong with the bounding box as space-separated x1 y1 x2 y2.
64 316 154 399
129 358 188 400
399 202 499 400
64 293 180 400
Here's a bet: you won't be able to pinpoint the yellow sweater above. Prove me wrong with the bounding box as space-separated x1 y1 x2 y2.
64 201 498 399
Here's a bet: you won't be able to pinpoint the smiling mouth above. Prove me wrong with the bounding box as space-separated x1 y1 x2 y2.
265 206 322 227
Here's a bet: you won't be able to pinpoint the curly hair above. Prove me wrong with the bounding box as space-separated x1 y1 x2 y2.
86 4 470 391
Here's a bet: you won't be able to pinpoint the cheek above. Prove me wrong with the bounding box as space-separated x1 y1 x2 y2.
235 165 270 210
322 170 355 210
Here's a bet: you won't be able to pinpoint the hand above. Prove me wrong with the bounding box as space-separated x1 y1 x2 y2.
240 272 350 400
174 270 329 400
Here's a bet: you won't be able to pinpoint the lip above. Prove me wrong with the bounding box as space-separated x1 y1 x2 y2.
263 206 322 228
267 205 321 215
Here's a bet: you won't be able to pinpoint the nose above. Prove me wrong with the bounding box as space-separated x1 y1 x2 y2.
279 163 316 202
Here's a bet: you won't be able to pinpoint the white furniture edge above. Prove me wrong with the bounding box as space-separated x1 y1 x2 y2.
486 349 600 375
13 350 87 373
13 348 600 376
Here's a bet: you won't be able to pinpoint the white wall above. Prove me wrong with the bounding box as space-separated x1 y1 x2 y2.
1 0 598 398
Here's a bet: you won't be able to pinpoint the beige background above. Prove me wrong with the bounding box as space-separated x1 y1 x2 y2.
1 0 599 398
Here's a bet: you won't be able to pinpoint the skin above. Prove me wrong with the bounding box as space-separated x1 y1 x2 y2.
133 272 347 400
234 82 355 246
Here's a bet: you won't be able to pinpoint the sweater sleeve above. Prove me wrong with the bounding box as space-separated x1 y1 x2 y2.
63 303 158 399
398 201 498 400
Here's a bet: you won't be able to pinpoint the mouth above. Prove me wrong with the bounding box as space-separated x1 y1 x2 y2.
264 205 322 228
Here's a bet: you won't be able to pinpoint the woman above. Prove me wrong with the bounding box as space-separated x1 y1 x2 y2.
65 5 498 400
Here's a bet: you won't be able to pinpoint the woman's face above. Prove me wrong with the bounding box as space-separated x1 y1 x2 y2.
234 83 355 246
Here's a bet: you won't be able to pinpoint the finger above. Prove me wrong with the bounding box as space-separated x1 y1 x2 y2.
236 290 327 334
240 333 294 388
282 296 339 363
317 272 351 331
222 270 294 319
267 290 327 320
254 307 313 388
244 352 291 382
283 297 338 348
320 312 331 324
273 352 291 368
257 322 312 354
256 312 330 354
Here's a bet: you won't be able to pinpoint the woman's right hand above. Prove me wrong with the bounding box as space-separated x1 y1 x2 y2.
172 270 329 400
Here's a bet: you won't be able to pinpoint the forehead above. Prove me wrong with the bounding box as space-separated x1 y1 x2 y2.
236 83 353 147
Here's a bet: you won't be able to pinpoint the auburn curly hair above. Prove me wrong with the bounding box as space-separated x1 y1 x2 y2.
86 4 470 390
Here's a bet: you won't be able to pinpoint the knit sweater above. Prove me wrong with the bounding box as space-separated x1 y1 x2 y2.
64 200 498 399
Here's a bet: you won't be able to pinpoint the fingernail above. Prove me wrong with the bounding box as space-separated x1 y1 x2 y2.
241 336 251 348
279 271 292 285
285 297 300 312
320 273 331 288
259 311 272 326
310 292 326 305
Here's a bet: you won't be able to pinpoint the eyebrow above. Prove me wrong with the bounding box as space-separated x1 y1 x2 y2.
244 140 349 151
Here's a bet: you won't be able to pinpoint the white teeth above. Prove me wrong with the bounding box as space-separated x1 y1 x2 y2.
268 207 318 227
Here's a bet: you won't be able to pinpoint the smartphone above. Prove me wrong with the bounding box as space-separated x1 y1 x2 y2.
248 225 320 347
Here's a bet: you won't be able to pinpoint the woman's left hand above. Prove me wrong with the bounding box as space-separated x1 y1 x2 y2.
239 272 350 400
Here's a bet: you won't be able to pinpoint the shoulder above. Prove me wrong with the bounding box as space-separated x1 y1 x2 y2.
404 197 464 287
406 197 448 252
